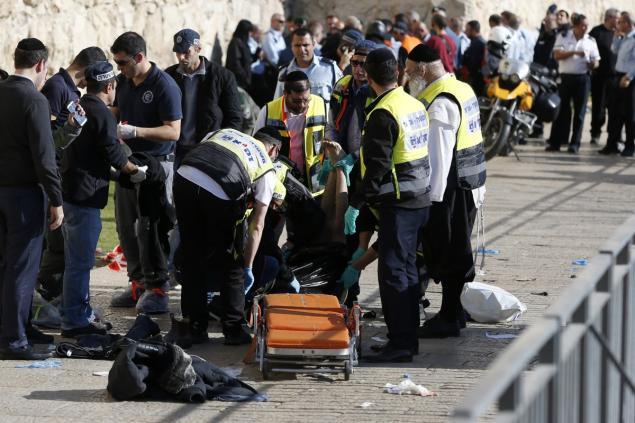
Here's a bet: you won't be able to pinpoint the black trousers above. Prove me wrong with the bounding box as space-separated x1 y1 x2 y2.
0 186 46 349
377 205 429 350
548 74 591 148
173 174 246 334
590 73 611 139
37 224 64 294
114 161 173 288
422 188 477 321
606 75 635 152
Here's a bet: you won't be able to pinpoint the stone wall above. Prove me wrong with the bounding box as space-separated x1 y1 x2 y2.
288 0 633 36
0 0 283 73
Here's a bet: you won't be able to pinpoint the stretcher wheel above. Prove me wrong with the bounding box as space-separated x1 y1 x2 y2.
262 359 271 380
344 360 352 381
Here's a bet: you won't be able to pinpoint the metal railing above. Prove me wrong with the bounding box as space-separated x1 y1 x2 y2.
452 214 635 423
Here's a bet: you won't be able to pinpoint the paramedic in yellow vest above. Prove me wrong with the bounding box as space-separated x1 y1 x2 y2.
253 71 328 195
172 128 281 347
326 40 381 178
405 44 487 339
346 48 432 363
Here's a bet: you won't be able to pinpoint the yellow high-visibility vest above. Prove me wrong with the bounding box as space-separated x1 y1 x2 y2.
418 75 486 189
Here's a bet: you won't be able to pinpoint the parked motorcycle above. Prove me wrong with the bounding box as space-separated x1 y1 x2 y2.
479 59 560 160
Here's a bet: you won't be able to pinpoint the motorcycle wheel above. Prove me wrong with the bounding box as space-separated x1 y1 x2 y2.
482 111 512 161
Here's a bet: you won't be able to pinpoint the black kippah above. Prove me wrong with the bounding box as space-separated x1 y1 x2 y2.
365 47 395 65
407 44 440 63
16 38 46 51
285 70 309 83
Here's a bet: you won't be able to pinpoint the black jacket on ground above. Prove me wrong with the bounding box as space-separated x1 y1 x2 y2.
165 57 243 143
0 76 62 206
225 37 253 90
62 94 128 209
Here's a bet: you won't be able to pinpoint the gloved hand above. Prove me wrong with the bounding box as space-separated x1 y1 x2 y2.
244 267 254 294
351 247 366 263
289 277 300 293
117 123 137 140
338 264 361 289
130 165 148 183
344 206 359 235
335 154 356 186
317 158 332 186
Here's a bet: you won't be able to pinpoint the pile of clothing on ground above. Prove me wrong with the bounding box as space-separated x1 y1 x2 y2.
56 315 266 403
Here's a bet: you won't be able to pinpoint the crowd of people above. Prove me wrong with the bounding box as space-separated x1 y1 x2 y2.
0 3 633 363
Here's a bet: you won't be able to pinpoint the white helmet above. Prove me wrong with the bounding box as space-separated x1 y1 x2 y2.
488 26 513 56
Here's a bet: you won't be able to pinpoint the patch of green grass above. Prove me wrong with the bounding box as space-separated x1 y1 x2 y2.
98 182 118 252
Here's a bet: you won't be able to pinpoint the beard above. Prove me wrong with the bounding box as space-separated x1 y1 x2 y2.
408 77 427 98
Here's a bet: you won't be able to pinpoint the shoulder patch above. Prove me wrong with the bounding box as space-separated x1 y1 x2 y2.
319 56 336 65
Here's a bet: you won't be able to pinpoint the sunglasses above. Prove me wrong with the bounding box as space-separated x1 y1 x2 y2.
114 53 139 66
350 60 366 68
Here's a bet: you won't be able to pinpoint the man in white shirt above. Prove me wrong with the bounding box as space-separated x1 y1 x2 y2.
405 44 486 338
262 13 286 67
273 28 342 103
254 71 328 195
546 13 600 153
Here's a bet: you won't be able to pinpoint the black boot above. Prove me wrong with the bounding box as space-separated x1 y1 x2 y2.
418 314 461 338
165 314 208 349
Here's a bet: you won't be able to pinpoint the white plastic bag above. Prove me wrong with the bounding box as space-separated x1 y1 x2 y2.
460 282 527 323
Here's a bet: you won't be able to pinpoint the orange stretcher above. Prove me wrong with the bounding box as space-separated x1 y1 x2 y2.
251 293 361 380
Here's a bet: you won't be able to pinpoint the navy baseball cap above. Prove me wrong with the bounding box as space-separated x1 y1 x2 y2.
173 29 201 53
354 40 381 56
84 61 115 82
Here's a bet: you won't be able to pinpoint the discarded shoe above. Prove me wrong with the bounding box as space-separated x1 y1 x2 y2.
110 280 144 307
61 321 111 338
136 288 169 315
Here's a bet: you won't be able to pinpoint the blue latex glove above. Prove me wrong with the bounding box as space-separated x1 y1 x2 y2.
335 154 356 186
317 158 333 186
244 267 254 294
289 277 301 293
344 206 360 235
351 247 366 263
338 264 361 289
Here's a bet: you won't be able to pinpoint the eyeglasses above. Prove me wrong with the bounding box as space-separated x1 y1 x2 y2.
350 60 365 68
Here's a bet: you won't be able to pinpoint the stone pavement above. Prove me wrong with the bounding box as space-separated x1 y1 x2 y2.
2 140 635 423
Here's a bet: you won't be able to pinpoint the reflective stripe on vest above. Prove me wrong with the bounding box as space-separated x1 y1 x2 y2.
272 159 290 201
265 95 326 194
418 75 486 190
361 86 431 202
200 128 274 184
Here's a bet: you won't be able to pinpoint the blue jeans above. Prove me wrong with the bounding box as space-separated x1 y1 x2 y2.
61 202 101 330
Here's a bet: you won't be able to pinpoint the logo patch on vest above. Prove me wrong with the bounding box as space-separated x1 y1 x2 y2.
142 90 154 104
401 111 429 151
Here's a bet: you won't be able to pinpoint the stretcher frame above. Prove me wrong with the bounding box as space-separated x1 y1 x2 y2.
251 294 361 380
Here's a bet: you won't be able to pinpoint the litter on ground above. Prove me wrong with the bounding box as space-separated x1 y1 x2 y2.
384 375 437 397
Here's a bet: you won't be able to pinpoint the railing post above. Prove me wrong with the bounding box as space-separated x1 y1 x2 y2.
539 323 560 423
